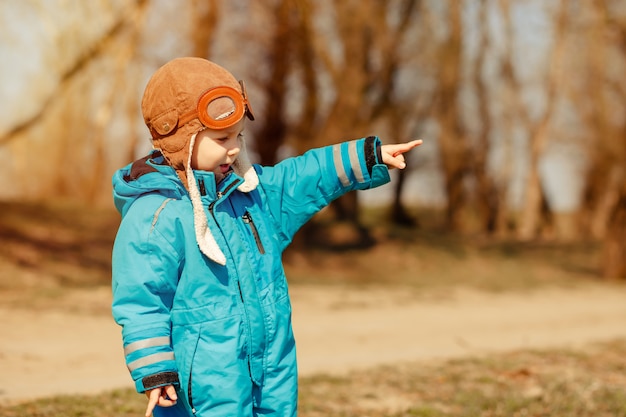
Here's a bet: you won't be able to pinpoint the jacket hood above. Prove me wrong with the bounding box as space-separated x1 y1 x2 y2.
112 152 187 217
112 150 247 265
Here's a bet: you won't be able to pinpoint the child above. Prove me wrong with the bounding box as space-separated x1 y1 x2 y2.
111 56 422 417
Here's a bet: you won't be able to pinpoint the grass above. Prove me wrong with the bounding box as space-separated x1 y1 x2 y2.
1 340 625 416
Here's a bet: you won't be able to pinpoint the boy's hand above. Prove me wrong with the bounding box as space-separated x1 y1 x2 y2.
381 139 423 169
145 385 178 417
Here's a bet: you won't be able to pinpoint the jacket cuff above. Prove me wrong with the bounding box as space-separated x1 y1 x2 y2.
364 136 382 175
136 371 180 393
363 136 390 189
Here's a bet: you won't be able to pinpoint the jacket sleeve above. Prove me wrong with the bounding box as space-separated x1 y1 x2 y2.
111 194 182 393
256 136 390 249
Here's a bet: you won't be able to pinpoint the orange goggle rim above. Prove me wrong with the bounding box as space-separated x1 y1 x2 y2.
179 81 254 130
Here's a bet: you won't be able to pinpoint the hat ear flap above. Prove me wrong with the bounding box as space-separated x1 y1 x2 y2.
149 109 179 138
187 133 227 265
233 137 259 193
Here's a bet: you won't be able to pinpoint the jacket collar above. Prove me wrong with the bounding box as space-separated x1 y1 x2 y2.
194 170 243 203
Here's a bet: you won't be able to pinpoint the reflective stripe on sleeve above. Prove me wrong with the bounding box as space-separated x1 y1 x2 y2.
124 336 171 356
333 144 350 187
333 140 367 186
127 351 175 373
348 141 365 183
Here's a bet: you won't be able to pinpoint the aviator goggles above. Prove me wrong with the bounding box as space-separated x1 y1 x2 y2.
178 80 255 130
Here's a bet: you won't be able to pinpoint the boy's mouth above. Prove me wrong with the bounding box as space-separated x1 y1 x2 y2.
219 164 231 174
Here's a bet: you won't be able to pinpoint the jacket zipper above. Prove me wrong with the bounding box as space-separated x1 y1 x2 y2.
242 211 266 254
188 182 240 415
208 191 222 213
205 178 255 379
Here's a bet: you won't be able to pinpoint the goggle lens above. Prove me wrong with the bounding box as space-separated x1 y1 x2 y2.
206 96 237 121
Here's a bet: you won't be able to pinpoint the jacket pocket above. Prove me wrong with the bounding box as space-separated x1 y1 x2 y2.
183 315 252 415
242 211 266 254
171 323 202 414
187 362 196 414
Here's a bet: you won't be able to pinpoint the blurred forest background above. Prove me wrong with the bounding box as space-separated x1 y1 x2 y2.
0 0 624 279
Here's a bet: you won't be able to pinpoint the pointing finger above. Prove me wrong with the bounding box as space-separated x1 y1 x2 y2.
392 139 423 157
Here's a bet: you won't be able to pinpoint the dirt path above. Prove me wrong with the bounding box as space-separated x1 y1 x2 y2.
2 283 626 404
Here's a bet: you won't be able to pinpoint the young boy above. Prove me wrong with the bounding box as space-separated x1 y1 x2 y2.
111 56 421 417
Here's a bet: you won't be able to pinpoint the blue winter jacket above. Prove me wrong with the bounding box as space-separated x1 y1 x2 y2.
111 137 390 416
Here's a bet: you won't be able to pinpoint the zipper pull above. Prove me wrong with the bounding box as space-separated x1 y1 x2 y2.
209 191 224 212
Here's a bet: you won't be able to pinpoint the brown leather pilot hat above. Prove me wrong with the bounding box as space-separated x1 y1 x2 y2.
141 57 253 187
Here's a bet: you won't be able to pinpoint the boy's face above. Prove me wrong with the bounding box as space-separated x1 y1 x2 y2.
191 118 245 182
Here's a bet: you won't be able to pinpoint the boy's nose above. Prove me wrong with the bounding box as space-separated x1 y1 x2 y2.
227 146 240 157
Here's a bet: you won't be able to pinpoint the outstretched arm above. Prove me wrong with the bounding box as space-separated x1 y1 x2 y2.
255 136 421 251
381 139 423 169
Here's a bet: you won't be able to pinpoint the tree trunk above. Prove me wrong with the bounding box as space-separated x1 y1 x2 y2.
255 0 293 165
390 156 417 226
517 121 550 240
191 0 218 58
516 0 567 240
435 0 467 232
603 177 626 279
472 0 499 235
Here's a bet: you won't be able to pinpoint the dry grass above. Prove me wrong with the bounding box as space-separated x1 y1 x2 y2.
1 340 625 417
297 339 626 417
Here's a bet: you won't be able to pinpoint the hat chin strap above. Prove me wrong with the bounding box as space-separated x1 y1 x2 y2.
187 133 227 265
186 132 259 265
